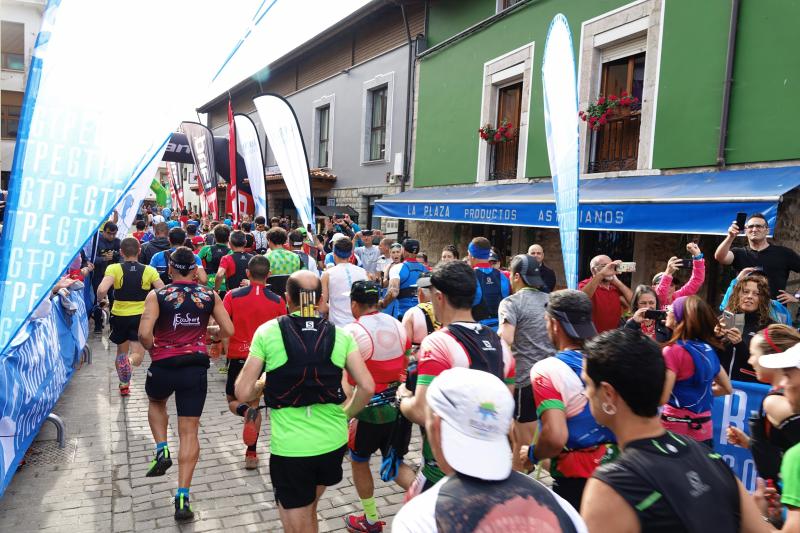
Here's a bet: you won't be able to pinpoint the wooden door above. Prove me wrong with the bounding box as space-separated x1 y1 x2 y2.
492 82 522 180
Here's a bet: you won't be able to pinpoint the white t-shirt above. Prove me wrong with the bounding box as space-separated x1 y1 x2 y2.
392 475 588 533
326 263 367 327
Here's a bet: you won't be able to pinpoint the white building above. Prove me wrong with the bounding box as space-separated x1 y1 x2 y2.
1 0 46 189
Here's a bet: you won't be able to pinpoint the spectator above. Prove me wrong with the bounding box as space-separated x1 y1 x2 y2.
252 216 269 254
265 227 302 275
440 244 459 264
92 221 121 332
660 296 732 445
720 267 793 325
720 274 776 383
528 243 557 292
652 242 706 308
392 368 586 533
578 255 633 333
623 285 671 343
354 230 381 276
580 329 765 532
498 255 555 471
715 212 800 300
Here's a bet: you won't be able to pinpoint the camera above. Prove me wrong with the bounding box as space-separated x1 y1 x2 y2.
644 310 667 320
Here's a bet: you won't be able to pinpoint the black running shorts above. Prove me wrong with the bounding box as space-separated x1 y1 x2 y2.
109 314 141 345
145 365 208 417
225 358 246 397
270 445 347 509
348 419 393 462
514 383 537 423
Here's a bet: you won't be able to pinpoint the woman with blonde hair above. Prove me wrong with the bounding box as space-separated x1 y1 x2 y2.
719 274 775 383
727 324 800 488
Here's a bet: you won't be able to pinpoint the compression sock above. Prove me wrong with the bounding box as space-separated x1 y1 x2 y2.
156 441 168 454
176 487 189 498
116 352 132 384
247 444 257 453
361 496 379 524
235 403 249 417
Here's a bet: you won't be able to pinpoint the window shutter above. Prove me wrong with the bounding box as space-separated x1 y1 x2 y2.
600 36 647 63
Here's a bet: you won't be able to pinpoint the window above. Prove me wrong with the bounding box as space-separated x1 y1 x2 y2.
497 0 524 12
1 91 23 139
369 86 387 161
491 82 522 180
317 105 330 168
588 52 645 173
1 22 24 71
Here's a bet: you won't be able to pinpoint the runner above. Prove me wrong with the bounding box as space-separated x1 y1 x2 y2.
401 272 440 353
320 238 367 327
197 224 231 292
580 329 769 532
221 255 286 470
522 289 617 509
382 239 428 320
214 230 253 297
149 227 207 286
137 247 233 521
96 237 164 396
234 271 375 533
396 261 515 499
468 237 511 330
392 368 587 533
342 280 413 532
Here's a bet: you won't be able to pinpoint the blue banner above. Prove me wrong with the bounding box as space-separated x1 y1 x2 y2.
0 289 87 496
542 14 580 289
712 380 771 492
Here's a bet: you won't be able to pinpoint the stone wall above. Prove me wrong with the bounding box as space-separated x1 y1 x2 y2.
774 187 800 295
331 184 401 229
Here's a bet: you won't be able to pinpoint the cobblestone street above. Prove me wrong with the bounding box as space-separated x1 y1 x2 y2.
0 333 420 532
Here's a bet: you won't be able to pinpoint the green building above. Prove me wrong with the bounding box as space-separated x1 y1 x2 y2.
375 0 800 300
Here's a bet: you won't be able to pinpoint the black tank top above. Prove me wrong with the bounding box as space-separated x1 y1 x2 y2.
115 261 149 302
593 432 740 533
445 322 504 378
226 251 253 291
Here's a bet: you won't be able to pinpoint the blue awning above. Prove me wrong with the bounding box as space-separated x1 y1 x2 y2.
374 166 800 235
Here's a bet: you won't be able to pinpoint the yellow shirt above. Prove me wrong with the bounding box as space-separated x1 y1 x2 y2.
105 262 160 316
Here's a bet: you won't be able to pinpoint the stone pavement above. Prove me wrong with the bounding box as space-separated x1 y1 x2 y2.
0 332 421 532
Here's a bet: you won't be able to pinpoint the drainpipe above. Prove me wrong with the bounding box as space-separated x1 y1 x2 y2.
397 2 416 240
717 0 740 168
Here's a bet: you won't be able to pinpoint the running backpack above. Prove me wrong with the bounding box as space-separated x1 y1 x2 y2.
472 269 504 322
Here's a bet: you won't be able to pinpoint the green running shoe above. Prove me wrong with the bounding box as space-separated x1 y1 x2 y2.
174 493 194 521
145 447 172 477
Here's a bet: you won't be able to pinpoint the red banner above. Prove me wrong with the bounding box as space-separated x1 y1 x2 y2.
226 99 239 225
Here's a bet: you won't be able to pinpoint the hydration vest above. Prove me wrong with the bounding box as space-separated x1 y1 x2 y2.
115 261 149 303
445 323 504 378
472 268 504 322
225 251 253 291
434 472 579 533
669 340 720 414
264 315 346 409
418 301 440 335
748 389 800 484
555 350 616 450
397 261 427 300
207 244 229 273
156 248 176 285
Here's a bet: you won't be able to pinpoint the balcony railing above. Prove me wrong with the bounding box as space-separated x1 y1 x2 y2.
488 137 519 181
588 111 640 173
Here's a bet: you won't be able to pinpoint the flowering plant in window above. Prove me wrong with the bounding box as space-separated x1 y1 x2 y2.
578 91 639 131
478 119 515 144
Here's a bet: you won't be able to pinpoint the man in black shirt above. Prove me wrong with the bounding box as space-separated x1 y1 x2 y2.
92 221 121 332
715 212 800 301
579 329 770 533
528 243 557 292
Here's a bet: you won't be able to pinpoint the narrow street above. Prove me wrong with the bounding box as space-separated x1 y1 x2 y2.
0 333 419 532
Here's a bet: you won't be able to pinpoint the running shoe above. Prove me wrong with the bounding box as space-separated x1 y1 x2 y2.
244 450 258 470
174 493 194 521
242 407 260 446
119 384 130 397
344 514 385 532
218 365 228 374
145 447 173 477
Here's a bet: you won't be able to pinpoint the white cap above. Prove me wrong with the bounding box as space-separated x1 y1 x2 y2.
331 232 348 243
426 367 514 480
759 342 800 370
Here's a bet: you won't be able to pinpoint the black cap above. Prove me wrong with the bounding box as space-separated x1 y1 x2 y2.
349 280 381 304
546 289 597 340
403 238 420 254
512 254 545 289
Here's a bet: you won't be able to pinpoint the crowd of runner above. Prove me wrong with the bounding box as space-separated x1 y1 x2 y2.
49 205 800 532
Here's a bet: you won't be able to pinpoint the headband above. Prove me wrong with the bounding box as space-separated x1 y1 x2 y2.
672 296 687 324
762 327 781 353
468 242 491 260
169 259 197 271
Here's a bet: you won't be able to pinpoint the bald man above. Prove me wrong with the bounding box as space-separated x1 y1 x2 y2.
578 254 632 333
235 270 375 533
527 244 556 292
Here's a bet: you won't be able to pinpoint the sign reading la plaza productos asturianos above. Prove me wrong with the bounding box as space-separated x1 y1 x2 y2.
404 203 625 227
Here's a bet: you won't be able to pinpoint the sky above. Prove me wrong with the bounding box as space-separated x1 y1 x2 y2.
201 0 372 108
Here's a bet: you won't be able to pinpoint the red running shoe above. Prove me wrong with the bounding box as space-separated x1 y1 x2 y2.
344 514 385 532
119 384 130 397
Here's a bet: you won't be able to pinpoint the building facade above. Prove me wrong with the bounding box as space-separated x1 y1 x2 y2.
1 0 45 190
377 0 800 303
199 0 425 232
